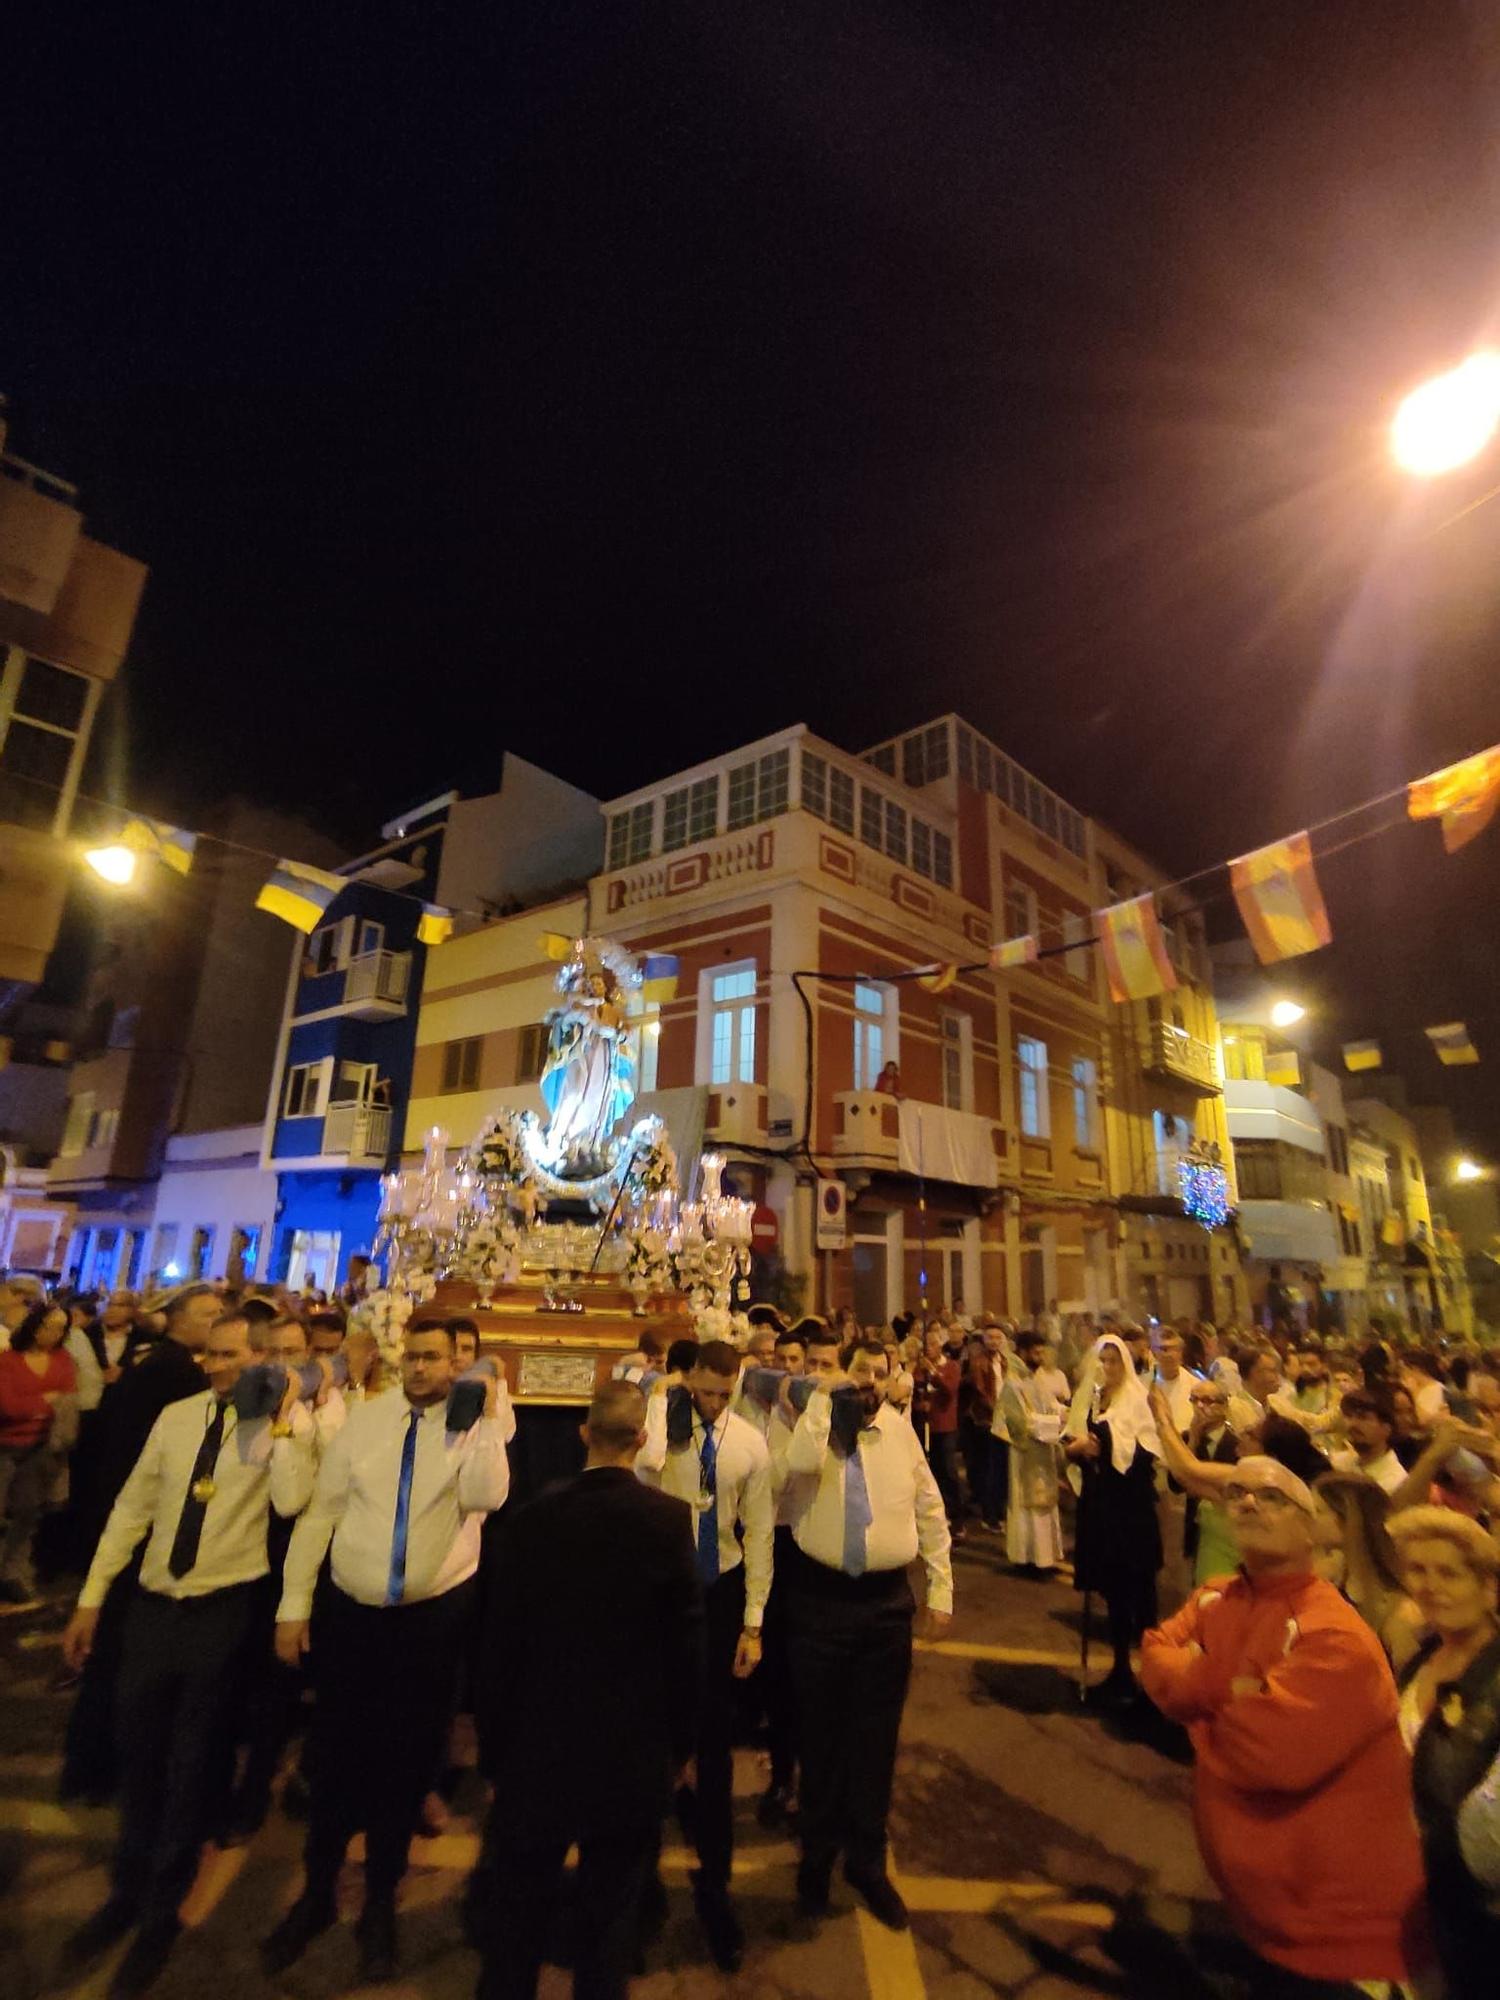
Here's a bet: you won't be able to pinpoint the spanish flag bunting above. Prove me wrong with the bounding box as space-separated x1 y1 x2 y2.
1343 1039 1382 1073
417 904 454 947
1264 1048 1302 1088
1229 832 1332 965
120 815 197 876
1094 893 1177 1004
641 953 680 1004
538 931 575 962
255 859 346 933
989 935 1038 970
1407 745 1500 853
1425 1021 1480 1066
917 962 959 993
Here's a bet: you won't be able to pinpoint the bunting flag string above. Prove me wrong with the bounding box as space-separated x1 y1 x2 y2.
1407 746 1500 854
916 963 959 993
119 815 197 876
1229 832 1332 965
1094 893 1177 1004
255 860 348 934
1425 1021 1480 1066
1342 1040 1383 1074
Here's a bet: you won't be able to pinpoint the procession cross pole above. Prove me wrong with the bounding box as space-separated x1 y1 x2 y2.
589 1134 644 1276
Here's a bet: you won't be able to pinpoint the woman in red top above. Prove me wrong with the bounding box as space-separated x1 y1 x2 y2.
0 1301 77 1601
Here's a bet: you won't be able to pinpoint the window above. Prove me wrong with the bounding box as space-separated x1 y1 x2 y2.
1072 1056 1099 1151
859 785 884 850
883 799 907 864
661 786 690 853
328 1059 377 1105
1326 1125 1350 1177
1004 880 1038 943
189 1226 216 1280
910 819 932 876
901 722 950 787
1408 1156 1422 1185
853 980 891 1090
229 1224 262 1280
865 743 897 777
606 812 630 869
1062 911 1089 982
516 1023 548 1083
726 762 757 830
828 765 856 834
441 1037 482 1093
975 737 993 793
356 920 384 958
801 751 827 819
1222 1033 1267 1083
956 725 975 785
625 800 653 862
1018 1036 1050 1139
756 748 790 821
152 1223 180 1277
60 1090 95 1156
940 1011 973 1111
709 964 757 1085
688 775 718 842
307 920 352 976
86 1106 120 1150
931 829 953 889
284 1061 329 1118
108 1004 139 1050
0 652 93 833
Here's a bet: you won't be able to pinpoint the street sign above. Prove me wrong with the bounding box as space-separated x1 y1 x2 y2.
815 1178 847 1250
751 1203 779 1252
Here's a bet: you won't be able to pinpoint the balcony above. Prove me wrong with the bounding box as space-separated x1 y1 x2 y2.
1144 1021 1219 1096
704 1082 768 1149
322 1102 392 1165
832 1090 1004 1188
340 949 411 1019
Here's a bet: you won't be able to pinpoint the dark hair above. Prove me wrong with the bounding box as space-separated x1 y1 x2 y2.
241 1296 281 1326
1258 1415 1328 1488
774 1327 805 1351
637 1332 666 1363
1360 1340 1393 1382
163 1283 218 1324
840 1336 888 1369
586 1380 647 1450
1449 1354 1472 1392
695 1339 741 1379
747 1304 787 1332
1341 1383 1396 1433
1406 1350 1445 1382
891 1312 914 1340
1015 1329 1047 1355
305 1308 347 1336
448 1317 480 1341
1313 1473 1404 1596
405 1317 455 1347
666 1337 699 1375
10 1301 67 1352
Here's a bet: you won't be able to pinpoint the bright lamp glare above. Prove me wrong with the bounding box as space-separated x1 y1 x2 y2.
84 844 138 885
1455 1158 1484 1183
1391 352 1500 477
1270 1000 1306 1028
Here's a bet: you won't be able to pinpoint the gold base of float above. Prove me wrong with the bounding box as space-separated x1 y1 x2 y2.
431 1273 692 1406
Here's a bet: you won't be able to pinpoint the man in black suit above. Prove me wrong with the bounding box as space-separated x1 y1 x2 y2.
476 1380 703 2000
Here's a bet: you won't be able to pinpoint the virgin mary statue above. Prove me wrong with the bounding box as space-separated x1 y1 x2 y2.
538 959 637 1176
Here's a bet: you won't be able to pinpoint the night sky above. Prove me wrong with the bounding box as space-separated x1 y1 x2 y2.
6 4 1500 1152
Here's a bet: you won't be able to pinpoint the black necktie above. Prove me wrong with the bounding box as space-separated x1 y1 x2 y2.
168 1400 228 1579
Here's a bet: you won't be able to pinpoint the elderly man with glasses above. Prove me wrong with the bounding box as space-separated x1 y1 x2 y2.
1141 1457 1430 1997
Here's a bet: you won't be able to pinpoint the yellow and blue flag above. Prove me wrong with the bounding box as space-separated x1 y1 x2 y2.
1343 1039 1382 1074
1425 1021 1479 1066
120 816 197 876
256 859 346 934
417 903 454 947
640 953 680 1004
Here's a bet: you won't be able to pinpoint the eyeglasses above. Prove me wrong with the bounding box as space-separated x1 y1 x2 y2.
1190 1394 1226 1407
1223 1483 1295 1510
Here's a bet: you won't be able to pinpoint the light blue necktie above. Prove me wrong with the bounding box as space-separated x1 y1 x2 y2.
697 1422 720 1586
842 1435 873 1577
386 1408 421 1605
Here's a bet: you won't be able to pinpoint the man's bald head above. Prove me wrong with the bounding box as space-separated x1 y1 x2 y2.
582 1380 648 1464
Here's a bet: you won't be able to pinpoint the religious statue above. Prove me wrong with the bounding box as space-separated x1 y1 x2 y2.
538 954 637 1178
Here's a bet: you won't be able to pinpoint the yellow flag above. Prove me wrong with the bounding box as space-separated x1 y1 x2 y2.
1095 894 1177 1004
1229 832 1332 964
538 931 575 961
256 860 345 934
1425 1021 1479 1066
917 963 958 993
1408 745 1500 853
417 904 454 947
1265 1049 1302 1088
989 935 1038 970
1343 1040 1382 1073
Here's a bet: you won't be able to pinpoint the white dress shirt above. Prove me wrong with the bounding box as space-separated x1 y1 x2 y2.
278 1389 512 1620
1153 1366 1197 1436
1328 1445 1407 1495
65 1328 105 1413
785 1394 953 1615
637 1396 774 1627
79 1388 317 1608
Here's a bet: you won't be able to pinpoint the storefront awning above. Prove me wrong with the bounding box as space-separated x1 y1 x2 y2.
1236 1199 1341 1268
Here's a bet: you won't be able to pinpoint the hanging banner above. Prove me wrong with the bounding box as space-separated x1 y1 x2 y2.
1407 745 1500 853
417 904 454 947
1343 1039 1383 1074
120 816 197 876
1229 831 1332 965
1094 893 1177 1004
255 860 346 934
1425 1021 1480 1066
989 935 1038 970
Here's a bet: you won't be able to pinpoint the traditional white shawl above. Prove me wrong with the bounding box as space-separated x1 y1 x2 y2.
1063 1333 1163 1476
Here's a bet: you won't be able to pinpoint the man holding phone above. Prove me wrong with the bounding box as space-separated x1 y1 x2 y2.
263 1321 512 1982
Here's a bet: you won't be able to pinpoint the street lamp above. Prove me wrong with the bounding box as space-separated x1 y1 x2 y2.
1269 999 1306 1028
1391 352 1500 477
1454 1157 1485 1183
83 843 138 886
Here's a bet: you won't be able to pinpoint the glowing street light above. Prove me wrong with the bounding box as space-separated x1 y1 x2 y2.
83 843 139 886
1391 351 1500 477
1454 1157 1485 1183
1269 999 1306 1028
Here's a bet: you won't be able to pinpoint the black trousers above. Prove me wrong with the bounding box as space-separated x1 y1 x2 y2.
760 1526 799 1791
112 1582 262 1927
303 1582 473 1903
689 1564 745 1890
480 1829 655 2000
62 1554 141 1800
786 1552 914 1876
925 1431 963 1525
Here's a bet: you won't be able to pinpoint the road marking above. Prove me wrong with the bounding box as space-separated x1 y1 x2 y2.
181 1843 247 1927
0 1798 113 1837
857 1847 927 2000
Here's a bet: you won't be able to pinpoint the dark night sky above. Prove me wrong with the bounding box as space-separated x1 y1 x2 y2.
5 3 1500 1151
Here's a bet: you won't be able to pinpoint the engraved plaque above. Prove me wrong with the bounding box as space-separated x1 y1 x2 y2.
516 1349 599 1402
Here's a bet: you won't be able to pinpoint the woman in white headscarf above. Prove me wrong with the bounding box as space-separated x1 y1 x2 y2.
1064 1333 1163 1706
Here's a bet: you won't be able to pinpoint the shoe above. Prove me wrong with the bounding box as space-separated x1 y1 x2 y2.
108 1919 179 1997
844 1866 909 1931
691 1875 744 1974
356 1896 398 1981
1084 1671 1138 1710
260 1893 337 1974
795 1859 831 1918
61 1896 137 1972
757 1782 793 1829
